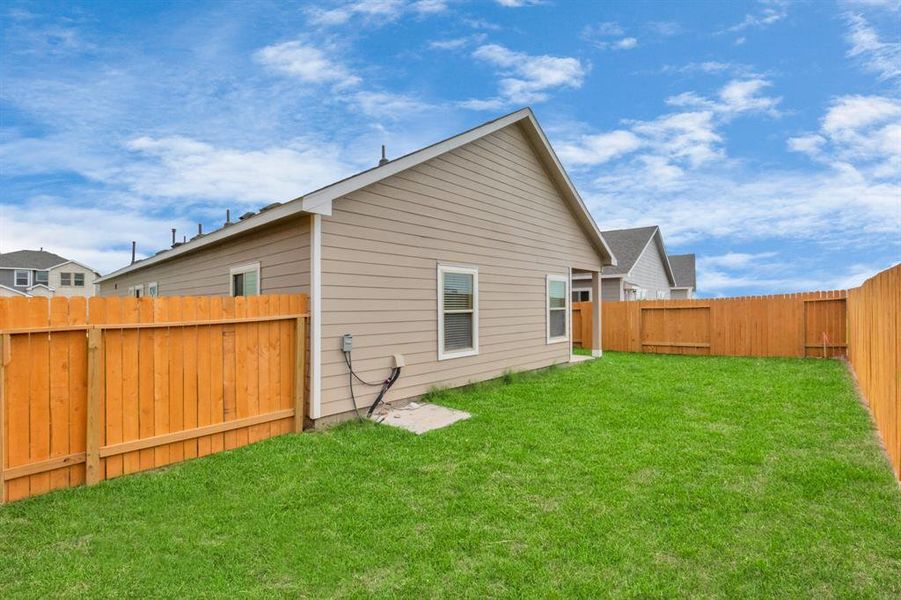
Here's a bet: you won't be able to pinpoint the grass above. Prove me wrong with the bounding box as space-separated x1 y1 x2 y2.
1 352 899 598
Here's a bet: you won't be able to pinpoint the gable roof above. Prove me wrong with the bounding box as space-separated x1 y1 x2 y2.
600 226 676 286
98 108 616 283
668 254 697 289
599 226 658 276
0 250 69 270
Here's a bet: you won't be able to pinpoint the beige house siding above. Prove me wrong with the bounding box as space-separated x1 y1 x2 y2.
671 288 692 299
49 263 98 297
319 123 602 418
628 239 671 299
99 215 311 297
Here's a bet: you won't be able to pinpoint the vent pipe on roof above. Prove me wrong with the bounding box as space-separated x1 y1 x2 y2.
171 228 177 247
379 145 389 166
131 241 136 265
198 223 203 236
225 209 232 226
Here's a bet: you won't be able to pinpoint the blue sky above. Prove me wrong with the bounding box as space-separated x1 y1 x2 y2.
1 0 898 296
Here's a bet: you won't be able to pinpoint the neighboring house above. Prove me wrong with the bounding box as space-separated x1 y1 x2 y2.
97 108 617 425
0 250 100 298
572 226 675 301
668 254 697 299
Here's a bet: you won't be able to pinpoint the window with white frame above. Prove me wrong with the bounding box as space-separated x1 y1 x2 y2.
127 284 144 298
656 290 667 299
60 272 72 286
34 271 49 286
438 265 478 360
547 275 568 343
14 270 30 287
572 289 591 302
73 273 85 287
230 262 260 297
148 282 159 297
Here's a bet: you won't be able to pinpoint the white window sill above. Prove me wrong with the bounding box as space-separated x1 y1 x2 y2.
547 336 569 345
438 348 479 361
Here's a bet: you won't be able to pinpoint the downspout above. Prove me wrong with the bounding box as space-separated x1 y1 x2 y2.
310 213 322 420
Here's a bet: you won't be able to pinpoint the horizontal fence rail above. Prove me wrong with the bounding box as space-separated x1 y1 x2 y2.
847 264 900 480
580 290 848 359
0 294 309 503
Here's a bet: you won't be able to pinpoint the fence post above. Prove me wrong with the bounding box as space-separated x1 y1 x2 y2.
0 334 9 503
294 317 307 433
86 328 103 485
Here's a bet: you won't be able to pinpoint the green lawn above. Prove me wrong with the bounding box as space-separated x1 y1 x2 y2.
1 353 899 598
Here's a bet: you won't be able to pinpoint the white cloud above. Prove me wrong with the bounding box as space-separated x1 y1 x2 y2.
582 22 638 50
254 41 361 88
464 44 587 107
495 0 542 6
350 91 433 118
557 130 643 166
667 78 782 117
430 37 469 50
306 0 407 26
790 95 901 178
724 0 788 32
0 198 195 274
583 22 624 37
122 136 356 204
845 13 901 81
700 251 778 269
647 21 684 36
612 37 638 50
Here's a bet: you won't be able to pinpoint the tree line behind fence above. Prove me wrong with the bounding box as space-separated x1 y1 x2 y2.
0 294 309 503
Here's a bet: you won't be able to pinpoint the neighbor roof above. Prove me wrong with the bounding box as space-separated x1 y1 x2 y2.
600 226 676 286
0 250 69 270
669 254 697 289
98 107 616 283
600 226 659 276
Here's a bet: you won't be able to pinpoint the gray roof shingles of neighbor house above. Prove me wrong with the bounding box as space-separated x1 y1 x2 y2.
0 250 70 269
599 226 660 275
668 254 697 289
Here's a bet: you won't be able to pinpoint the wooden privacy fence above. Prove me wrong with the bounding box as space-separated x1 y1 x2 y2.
587 290 848 358
847 264 900 479
0 294 309 503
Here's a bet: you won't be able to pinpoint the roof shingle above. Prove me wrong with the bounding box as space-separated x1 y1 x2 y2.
668 254 697 288
0 250 70 270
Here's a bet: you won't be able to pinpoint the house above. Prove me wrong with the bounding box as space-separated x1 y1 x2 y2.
572 226 675 301
0 250 100 298
668 254 697 299
96 108 617 425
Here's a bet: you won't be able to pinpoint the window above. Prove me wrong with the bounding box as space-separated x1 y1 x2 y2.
230 262 260 297
547 275 568 343
572 289 591 302
14 270 30 287
438 265 478 360
656 290 667 299
127 284 144 298
61 272 72 286
74 273 85 287
148 282 159 297
34 271 49 286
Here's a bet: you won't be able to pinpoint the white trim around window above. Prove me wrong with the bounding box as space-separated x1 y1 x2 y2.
437 264 479 361
147 281 159 297
546 274 569 344
14 270 30 287
127 284 144 298
229 262 261 297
